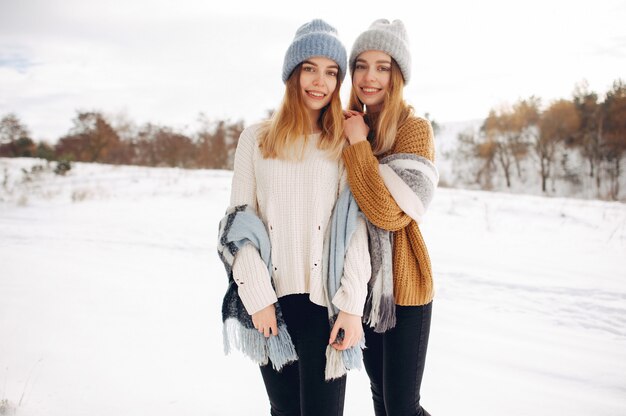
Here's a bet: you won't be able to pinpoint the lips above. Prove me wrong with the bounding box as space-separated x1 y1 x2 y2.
305 90 327 100
360 86 382 96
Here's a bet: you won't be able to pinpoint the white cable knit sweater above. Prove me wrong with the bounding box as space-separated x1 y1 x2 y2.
229 123 371 316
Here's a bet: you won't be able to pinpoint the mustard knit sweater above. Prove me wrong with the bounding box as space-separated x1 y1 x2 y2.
342 116 435 306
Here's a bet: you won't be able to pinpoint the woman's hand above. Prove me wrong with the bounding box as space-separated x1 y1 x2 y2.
252 304 278 338
329 310 363 351
343 110 369 145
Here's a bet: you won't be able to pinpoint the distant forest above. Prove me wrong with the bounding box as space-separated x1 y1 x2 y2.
1 79 625 200
0 112 244 171
446 80 625 201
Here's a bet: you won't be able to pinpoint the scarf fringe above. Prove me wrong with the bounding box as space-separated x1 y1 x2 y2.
223 318 298 371
372 295 396 333
364 289 397 333
324 345 346 380
324 314 366 380
363 289 373 322
223 318 268 365
323 339 366 381
343 338 365 370
267 328 299 371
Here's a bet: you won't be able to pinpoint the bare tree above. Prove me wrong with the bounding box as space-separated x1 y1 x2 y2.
55 111 121 163
134 123 195 168
538 100 581 193
483 108 515 187
0 113 34 157
195 114 243 169
510 97 539 178
603 79 626 200
572 81 603 193
452 128 498 190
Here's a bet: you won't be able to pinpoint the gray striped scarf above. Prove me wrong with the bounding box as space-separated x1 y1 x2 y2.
363 152 439 333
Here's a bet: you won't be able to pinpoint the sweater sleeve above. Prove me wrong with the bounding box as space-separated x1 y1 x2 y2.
229 126 278 315
342 117 435 231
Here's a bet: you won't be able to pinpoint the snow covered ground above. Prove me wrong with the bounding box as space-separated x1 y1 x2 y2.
1 157 625 415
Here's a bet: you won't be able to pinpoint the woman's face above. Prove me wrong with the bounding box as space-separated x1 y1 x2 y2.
299 56 339 113
352 50 392 112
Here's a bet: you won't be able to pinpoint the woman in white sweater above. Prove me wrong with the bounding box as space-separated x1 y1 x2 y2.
227 19 370 415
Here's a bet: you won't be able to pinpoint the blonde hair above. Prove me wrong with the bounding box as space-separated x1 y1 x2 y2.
348 58 413 155
259 64 345 160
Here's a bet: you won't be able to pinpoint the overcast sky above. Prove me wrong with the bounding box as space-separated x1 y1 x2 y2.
1 0 625 141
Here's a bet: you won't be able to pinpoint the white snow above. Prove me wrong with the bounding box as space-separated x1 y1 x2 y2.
1 157 625 415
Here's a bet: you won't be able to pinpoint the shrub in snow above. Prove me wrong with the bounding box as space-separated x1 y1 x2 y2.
71 189 91 202
54 160 71 176
21 164 46 183
0 398 16 415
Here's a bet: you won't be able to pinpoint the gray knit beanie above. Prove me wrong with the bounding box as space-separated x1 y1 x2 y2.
349 19 411 84
282 19 347 83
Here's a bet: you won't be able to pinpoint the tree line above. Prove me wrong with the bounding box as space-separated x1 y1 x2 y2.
0 111 244 170
2 79 625 200
450 79 626 200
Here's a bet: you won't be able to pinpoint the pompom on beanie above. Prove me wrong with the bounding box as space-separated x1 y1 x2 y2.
282 19 347 83
349 19 411 84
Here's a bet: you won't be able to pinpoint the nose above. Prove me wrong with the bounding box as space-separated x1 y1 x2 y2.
312 72 324 86
365 68 377 83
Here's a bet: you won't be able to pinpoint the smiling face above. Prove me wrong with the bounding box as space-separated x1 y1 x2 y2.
352 50 392 113
299 56 339 118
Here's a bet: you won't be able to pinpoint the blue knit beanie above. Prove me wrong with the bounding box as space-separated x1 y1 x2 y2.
282 19 347 83
350 19 411 84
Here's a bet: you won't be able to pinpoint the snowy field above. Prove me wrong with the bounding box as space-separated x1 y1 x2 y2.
1 157 625 416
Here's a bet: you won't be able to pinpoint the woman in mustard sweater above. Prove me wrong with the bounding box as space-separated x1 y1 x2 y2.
342 19 438 416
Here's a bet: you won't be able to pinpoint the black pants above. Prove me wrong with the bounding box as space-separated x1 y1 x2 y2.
259 294 346 416
363 302 432 416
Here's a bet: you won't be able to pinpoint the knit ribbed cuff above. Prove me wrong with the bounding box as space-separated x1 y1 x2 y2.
332 288 367 316
342 141 374 169
232 244 278 315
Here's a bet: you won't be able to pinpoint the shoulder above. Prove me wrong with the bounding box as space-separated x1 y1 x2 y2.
239 122 265 143
236 122 267 153
395 116 435 161
398 116 434 141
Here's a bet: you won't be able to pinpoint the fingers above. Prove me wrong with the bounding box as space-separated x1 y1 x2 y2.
333 338 351 350
256 325 270 337
251 304 278 338
329 327 359 350
258 321 279 338
335 329 362 350
336 333 353 350
343 110 364 119
256 321 278 338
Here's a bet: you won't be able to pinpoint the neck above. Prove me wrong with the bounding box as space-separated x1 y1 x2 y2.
307 108 322 134
366 104 382 114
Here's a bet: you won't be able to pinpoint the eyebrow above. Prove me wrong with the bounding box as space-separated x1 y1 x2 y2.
302 60 339 69
356 58 392 65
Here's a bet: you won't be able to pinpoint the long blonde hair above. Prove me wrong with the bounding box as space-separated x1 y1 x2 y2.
348 58 413 156
259 64 345 160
